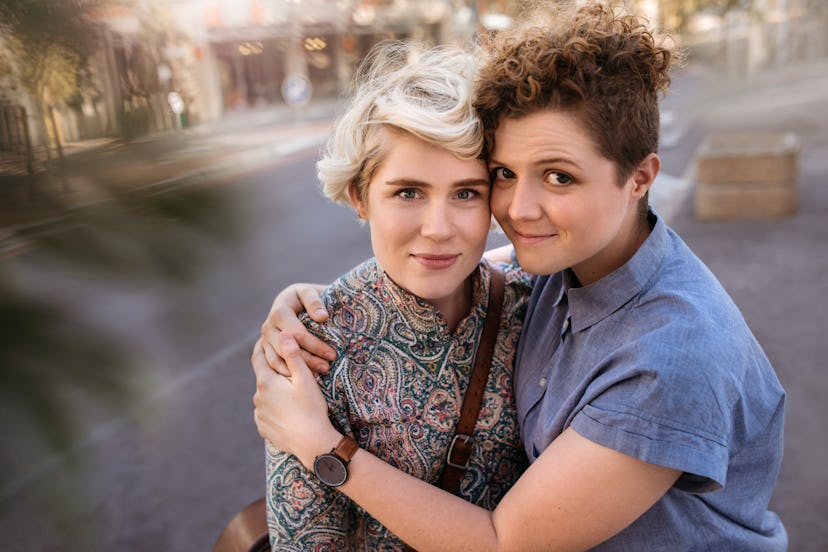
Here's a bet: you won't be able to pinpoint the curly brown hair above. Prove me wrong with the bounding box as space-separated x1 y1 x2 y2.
475 1 681 183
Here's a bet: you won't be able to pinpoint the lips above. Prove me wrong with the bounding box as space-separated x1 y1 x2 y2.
511 228 558 245
412 253 459 270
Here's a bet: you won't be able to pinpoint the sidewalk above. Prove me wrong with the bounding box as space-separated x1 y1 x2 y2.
0 100 337 260
663 58 828 551
0 99 339 246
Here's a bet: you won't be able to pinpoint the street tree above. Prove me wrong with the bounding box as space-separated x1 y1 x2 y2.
0 0 102 185
0 5 244 546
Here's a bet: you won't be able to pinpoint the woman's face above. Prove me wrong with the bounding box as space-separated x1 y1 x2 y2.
352 130 491 315
488 109 654 285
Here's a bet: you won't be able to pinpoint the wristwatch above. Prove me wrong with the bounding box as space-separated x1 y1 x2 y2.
313 435 359 487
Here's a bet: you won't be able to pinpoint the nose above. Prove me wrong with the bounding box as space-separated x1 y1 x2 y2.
420 199 455 241
505 178 543 222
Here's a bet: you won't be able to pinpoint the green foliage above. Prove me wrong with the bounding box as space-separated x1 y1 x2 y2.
0 179 243 515
0 0 100 105
10 38 82 104
0 0 100 56
0 276 133 458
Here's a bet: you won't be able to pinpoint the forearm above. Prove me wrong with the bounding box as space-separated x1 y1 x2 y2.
266 443 353 549
339 448 500 552
483 244 514 264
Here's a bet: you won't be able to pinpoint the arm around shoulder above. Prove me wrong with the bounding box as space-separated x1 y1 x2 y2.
336 427 679 551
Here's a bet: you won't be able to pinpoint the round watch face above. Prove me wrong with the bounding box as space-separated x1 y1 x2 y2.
314 453 348 486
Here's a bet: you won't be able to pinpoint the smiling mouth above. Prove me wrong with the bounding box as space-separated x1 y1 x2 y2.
513 229 557 242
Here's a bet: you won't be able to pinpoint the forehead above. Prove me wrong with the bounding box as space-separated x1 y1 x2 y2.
372 130 488 181
490 109 602 161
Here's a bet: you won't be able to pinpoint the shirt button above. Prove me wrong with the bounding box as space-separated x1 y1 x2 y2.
538 377 547 388
562 317 570 333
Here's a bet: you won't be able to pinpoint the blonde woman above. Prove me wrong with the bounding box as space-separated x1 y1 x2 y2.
260 41 532 550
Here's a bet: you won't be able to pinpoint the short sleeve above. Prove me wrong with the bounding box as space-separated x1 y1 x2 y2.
568 336 735 492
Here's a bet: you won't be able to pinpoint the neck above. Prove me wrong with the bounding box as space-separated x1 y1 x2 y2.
573 214 652 287
429 277 474 333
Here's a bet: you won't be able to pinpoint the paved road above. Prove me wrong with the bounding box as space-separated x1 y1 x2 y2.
0 145 373 550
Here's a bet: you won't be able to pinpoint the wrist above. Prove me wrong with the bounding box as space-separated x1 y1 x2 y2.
302 427 345 470
312 434 360 487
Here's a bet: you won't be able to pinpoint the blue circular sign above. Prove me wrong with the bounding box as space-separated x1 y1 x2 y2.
281 74 312 107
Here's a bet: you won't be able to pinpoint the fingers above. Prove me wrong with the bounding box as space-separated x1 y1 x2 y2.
300 350 327 374
296 285 329 322
278 333 309 382
262 284 336 374
260 339 291 377
292 333 335 372
252 338 279 380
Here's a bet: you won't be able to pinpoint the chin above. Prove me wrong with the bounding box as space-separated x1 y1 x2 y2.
515 252 562 276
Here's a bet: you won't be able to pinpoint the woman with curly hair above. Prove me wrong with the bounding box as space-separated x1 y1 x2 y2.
254 3 786 549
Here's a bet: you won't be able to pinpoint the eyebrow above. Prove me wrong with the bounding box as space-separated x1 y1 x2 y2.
488 156 584 171
384 178 491 188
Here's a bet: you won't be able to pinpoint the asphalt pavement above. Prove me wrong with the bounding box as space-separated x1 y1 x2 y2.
0 100 339 256
659 58 828 551
1 56 827 550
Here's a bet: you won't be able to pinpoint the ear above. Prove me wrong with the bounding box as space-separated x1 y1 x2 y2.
629 153 660 200
348 183 368 219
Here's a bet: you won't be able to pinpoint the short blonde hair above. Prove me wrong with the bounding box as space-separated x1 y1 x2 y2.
317 41 483 208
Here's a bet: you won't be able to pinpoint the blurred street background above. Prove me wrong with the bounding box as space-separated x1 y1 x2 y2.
1 1 826 550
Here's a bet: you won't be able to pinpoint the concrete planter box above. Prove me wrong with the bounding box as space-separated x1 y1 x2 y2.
694 132 799 220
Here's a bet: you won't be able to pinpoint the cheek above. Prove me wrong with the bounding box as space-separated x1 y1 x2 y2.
489 187 510 222
367 217 397 255
468 210 493 251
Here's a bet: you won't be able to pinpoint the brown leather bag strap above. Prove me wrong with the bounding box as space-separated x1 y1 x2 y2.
403 266 507 551
436 264 506 495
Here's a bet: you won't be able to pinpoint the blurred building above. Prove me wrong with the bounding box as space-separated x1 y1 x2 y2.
2 0 827 153
71 0 478 141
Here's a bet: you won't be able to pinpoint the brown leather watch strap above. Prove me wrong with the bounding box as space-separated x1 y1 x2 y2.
332 435 359 464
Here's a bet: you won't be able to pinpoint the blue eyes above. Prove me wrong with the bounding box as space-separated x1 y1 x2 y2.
395 189 480 200
455 189 478 200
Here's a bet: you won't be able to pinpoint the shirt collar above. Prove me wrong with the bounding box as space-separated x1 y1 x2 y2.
566 210 668 333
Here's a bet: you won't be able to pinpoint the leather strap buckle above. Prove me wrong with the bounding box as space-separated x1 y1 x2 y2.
446 433 474 469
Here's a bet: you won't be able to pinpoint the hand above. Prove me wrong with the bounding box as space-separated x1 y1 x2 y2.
252 334 342 469
260 283 337 374
483 244 514 264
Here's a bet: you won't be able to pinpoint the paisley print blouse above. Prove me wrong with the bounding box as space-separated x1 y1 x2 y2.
266 258 532 550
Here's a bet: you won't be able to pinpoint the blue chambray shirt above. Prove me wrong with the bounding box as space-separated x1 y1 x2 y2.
515 210 787 551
